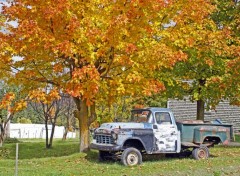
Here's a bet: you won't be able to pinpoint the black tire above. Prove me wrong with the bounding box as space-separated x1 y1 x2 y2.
98 151 112 162
121 147 142 166
192 146 209 160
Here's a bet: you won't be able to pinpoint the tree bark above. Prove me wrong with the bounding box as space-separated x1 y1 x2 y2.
196 79 206 121
6 112 11 138
0 111 13 147
62 116 71 140
197 99 205 121
79 99 90 152
49 123 55 148
45 121 50 149
0 123 3 147
62 128 68 140
74 97 95 152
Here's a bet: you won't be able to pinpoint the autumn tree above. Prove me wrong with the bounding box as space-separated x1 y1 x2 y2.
211 0 240 106
161 0 240 120
0 0 219 151
0 84 27 146
54 94 76 140
29 87 64 148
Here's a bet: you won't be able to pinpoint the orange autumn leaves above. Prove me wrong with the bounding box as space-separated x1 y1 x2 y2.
0 93 27 113
0 0 238 111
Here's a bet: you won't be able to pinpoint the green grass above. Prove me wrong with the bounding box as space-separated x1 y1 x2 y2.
1 138 79 159
0 137 240 176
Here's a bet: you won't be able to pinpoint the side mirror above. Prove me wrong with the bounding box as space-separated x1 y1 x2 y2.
153 125 158 129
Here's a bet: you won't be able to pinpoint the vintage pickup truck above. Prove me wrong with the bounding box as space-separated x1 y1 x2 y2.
90 107 234 166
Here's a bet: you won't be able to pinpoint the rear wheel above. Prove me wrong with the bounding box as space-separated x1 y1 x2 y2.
121 147 142 166
192 146 209 160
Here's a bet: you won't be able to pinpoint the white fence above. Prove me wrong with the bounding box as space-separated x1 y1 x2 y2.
10 123 76 139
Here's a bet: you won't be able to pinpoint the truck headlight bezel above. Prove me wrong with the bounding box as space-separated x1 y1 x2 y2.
111 131 118 140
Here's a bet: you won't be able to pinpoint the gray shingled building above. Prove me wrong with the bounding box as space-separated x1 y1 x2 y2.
167 99 240 133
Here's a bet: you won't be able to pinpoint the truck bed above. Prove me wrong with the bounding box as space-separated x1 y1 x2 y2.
176 120 234 146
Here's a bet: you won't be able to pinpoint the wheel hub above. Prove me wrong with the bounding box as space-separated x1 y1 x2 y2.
198 149 206 158
127 152 138 166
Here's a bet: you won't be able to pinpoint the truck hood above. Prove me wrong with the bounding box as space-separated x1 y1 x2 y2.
98 122 152 131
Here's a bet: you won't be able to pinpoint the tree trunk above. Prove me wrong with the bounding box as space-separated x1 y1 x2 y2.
73 97 97 152
0 111 13 147
62 118 70 140
73 98 89 152
6 112 11 138
197 99 205 121
0 124 3 147
196 79 206 121
45 121 50 149
79 99 90 152
62 128 68 140
49 123 55 148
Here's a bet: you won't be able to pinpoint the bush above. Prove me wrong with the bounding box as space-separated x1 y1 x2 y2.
16 117 32 124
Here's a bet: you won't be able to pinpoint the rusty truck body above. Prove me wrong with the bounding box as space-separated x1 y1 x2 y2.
90 107 234 166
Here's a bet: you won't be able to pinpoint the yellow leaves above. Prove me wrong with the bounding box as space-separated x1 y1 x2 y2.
0 93 27 113
12 100 27 112
116 83 125 94
173 0 216 25
28 88 60 104
126 71 142 83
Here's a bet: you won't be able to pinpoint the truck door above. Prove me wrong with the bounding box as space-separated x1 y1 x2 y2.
153 112 178 152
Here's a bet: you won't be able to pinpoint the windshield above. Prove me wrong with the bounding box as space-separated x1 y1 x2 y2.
130 109 153 123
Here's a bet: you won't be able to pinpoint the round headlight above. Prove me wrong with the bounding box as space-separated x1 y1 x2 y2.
111 132 118 140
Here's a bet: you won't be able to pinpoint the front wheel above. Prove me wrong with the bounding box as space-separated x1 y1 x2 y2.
192 146 209 160
121 147 142 166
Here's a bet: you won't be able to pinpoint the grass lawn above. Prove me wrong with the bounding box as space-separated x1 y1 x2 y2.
0 137 240 176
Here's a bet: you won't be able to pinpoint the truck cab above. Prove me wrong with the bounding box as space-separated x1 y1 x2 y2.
90 107 233 166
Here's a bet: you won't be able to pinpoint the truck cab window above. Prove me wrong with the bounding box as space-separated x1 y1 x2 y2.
130 110 152 123
155 112 172 125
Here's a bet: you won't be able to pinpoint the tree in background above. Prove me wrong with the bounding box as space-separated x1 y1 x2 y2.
160 0 239 120
28 87 66 148
55 94 76 141
210 0 240 106
0 84 27 146
94 96 134 125
1 0 228 151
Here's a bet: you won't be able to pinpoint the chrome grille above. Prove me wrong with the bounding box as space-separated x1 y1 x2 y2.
96 135 114 144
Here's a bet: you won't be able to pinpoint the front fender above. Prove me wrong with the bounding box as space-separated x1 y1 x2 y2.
120 134 154 153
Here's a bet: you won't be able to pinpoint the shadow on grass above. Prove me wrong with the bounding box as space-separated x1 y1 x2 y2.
84 150 191 166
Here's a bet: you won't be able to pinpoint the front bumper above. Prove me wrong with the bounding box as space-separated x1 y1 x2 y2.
90 143 122 151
